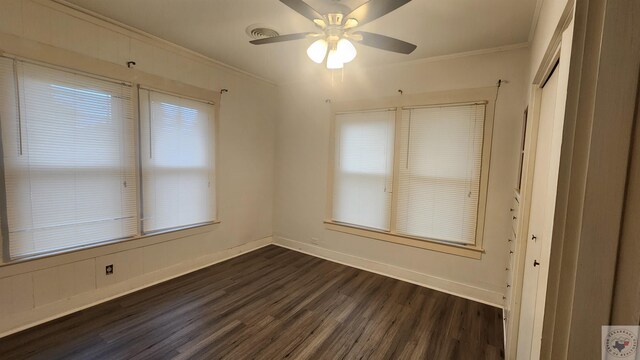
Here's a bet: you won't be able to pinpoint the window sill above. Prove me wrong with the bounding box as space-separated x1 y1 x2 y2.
0 221 221 269
324 221 484 259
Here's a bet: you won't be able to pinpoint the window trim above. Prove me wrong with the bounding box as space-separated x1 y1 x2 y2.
0 33 221 263
137 87 218 235
0 220 220 267
325 221 484 259
326 87 496 259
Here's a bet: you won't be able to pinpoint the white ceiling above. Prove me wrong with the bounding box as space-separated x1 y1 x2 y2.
65 0 538 83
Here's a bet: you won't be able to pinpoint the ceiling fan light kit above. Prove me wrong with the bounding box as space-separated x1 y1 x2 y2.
326 48 344 69
308 37 356 68
251 0 417 70
307 38 328 63
336 38 357 63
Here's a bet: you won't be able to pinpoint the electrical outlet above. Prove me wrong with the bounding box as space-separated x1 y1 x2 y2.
105 264 114 275
311 237 319 245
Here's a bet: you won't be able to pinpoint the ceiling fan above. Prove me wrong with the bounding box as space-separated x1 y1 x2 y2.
250 0 417 69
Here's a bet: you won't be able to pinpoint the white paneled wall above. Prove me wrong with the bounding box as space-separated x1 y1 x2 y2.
0 273 34 316
32 260 95 307
0 0 276 336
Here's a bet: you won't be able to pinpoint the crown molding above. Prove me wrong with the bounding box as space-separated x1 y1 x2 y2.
365 42 530 71
42 0 276 86
528 0 545 42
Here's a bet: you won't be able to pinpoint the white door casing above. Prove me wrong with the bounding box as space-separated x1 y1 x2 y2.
517 66 560 360
516 20 573 359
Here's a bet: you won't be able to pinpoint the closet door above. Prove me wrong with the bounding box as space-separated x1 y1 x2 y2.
517 67 560 359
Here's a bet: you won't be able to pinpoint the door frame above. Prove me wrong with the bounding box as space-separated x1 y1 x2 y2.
540 0 640 357
610 75 640 326
505 1 575 358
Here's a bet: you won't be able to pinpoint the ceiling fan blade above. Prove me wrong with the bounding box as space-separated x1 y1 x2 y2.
250 32 313 45
280 0 324 21
353 31 417 54
345 0 412 27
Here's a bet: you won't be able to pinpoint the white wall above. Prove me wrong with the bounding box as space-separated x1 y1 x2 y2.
273 47 530 306
0 0 276 336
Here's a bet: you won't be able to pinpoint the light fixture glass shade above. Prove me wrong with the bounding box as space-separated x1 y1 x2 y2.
326 49 344 69
306 39 328 64
337 38 357 63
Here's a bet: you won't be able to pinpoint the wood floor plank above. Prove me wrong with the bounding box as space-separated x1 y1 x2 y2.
0 245 504 359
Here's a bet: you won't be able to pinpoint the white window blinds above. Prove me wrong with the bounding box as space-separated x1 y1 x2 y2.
332 110 395 231
139 89 216 233
0 58 137 259
396 104 485 244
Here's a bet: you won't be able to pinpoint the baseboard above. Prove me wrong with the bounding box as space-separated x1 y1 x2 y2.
274 236 504 308
0 236 272 338
3 235 505 338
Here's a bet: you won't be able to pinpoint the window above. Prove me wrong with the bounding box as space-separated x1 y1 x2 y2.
0 57 218 261
139 90 216 233
332 110 395 231
396 105 485 245
329 99 490 250
0 58 137 259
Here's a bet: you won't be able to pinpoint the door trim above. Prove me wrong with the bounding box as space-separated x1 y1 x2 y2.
610 73 640 326
541 0 640 357
505 1 575 358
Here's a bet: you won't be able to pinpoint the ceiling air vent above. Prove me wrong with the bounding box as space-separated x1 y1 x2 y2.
246 24 279 40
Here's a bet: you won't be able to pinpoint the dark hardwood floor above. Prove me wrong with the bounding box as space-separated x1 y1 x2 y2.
0 245 504 359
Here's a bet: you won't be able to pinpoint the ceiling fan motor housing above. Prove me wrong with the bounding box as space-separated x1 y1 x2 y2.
249 0 417 59
326 13 343 26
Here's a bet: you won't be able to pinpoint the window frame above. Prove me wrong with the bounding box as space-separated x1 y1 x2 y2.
138 86 218 235
0 36 221 264
331 108 396 231
326 87 496 259
2 60 139 260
